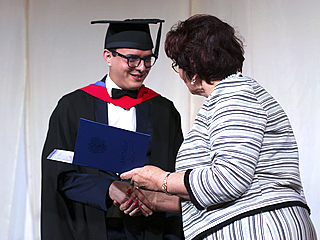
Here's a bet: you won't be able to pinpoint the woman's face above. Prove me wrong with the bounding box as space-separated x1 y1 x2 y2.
179 68 203 96
179 68 216 97
178 68 187 83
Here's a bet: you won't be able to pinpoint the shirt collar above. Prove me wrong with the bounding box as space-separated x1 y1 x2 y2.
105 73 120 97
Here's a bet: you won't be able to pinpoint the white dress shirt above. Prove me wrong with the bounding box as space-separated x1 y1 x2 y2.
105 74 136 131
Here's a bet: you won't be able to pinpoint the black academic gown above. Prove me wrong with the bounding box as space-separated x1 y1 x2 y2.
41 86 184 240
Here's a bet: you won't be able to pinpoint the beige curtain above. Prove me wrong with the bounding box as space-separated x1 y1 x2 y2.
1 0 319 239
0 0 29 239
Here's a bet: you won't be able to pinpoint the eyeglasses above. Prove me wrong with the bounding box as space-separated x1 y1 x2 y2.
172 62 180 73
111 50 157 68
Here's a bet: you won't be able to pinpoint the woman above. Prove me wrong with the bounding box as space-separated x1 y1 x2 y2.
120 14 317 240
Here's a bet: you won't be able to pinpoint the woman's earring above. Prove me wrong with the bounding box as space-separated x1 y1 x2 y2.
191 78 196 85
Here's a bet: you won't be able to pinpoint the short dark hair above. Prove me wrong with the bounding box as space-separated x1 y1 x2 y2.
165 14 245 82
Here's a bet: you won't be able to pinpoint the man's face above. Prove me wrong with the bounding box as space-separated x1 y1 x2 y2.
103 48 153 90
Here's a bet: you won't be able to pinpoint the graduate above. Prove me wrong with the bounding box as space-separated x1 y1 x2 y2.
41 18 184 240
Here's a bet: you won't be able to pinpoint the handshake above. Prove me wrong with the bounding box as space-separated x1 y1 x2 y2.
110 165 187 217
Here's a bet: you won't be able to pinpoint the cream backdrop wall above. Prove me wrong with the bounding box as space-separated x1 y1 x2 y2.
1 0 319 239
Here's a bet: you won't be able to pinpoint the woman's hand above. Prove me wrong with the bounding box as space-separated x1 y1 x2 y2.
116 187 155 217
109 180 153 217
120 165 167 192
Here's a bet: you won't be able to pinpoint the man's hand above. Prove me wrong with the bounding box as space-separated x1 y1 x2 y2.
119 189 182 216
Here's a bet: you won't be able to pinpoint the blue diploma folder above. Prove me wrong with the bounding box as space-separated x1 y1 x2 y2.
73 118 150 173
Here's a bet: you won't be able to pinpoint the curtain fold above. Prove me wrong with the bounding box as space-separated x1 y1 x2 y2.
0 0 27 239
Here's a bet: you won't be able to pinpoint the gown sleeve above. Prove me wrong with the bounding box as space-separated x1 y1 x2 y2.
58 171 119 211
41 91 116 215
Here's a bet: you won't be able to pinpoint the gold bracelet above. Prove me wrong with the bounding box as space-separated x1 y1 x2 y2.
162 172 172 195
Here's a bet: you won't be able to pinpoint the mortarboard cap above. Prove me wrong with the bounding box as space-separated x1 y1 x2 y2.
91 19 165 57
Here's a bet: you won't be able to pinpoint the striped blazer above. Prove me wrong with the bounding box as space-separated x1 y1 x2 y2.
176 74 309 240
